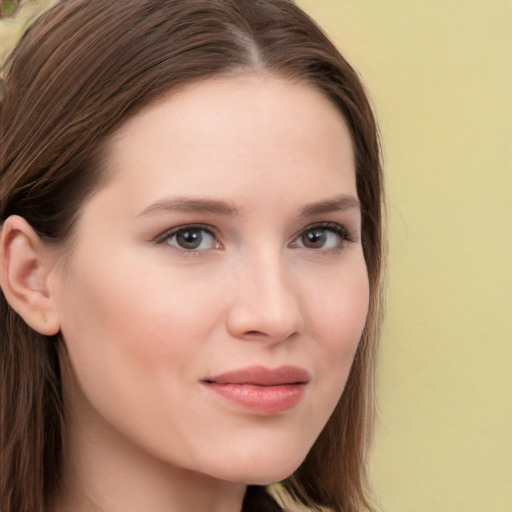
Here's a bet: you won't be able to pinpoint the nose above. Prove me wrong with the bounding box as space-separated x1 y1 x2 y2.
226 255 305 343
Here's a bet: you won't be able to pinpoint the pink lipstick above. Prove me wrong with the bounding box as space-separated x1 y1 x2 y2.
202 365 310 414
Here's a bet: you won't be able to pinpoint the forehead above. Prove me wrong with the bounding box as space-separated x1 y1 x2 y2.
92 74 356 217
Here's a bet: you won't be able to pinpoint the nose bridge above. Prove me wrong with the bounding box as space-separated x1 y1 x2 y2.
226 247 304 342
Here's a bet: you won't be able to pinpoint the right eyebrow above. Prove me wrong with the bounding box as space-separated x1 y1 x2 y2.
135 197 241 218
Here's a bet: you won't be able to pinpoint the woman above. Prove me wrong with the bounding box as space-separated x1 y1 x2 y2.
0 1 384 511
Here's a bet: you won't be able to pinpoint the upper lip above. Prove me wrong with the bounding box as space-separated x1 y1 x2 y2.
203 365 311 386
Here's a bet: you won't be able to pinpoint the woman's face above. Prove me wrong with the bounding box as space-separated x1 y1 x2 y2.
52 75 369 486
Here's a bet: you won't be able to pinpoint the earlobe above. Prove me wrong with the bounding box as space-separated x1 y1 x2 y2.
0 215 61 336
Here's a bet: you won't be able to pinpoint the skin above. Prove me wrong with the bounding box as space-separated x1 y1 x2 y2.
2 74 369 512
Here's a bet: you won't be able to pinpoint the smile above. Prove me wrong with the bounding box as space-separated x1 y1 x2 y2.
202 365 310 414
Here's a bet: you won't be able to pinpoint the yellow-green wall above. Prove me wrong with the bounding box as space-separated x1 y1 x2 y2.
296 1 511 510
2 1 511 510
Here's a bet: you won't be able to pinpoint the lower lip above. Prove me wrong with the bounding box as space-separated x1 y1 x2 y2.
204 382 306 414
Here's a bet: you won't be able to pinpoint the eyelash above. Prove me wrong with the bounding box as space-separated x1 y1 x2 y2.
292 221 355 249
154 221 355 254
154 223 221 255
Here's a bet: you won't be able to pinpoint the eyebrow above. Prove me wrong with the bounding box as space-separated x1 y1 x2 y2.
298 195 361 217
136 197 241 217
136 194 360 219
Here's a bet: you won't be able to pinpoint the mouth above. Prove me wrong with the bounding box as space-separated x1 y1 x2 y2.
202 365 310 414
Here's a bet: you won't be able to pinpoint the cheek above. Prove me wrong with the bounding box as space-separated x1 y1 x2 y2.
312 256 369 339
55 263 196 453
306 259 369 402
59 266 184 381
56 254 221 415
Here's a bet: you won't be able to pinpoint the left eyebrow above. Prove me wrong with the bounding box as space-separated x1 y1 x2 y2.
298 195 361 218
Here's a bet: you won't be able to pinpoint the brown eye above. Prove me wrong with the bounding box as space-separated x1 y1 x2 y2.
295 224 349 250
301 229 328 249
165 227 217 251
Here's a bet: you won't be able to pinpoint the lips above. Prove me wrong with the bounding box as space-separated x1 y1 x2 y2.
202 365 310 414
204 365 310 386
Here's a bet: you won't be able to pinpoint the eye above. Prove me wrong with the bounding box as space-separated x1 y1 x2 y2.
293 223 351 250
158 225 220 251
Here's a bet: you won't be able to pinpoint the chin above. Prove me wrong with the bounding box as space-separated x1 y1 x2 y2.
209 448 308 486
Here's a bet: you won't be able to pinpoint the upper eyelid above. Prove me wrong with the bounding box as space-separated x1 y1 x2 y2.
298 220 346 231
291 221 355 241
153 223 220 244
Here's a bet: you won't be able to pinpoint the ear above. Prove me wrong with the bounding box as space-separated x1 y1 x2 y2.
0 215 61 336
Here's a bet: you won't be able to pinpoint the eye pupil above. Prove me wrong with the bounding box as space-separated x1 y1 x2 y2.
302 229 327 248
176 229 203 249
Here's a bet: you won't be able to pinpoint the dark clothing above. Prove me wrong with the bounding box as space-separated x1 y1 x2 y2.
241 486 283 512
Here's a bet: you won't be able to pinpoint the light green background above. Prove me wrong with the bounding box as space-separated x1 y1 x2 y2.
2 1 511 511
296 1 511 510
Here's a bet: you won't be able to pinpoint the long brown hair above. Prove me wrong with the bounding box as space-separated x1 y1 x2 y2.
0 1 384 510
